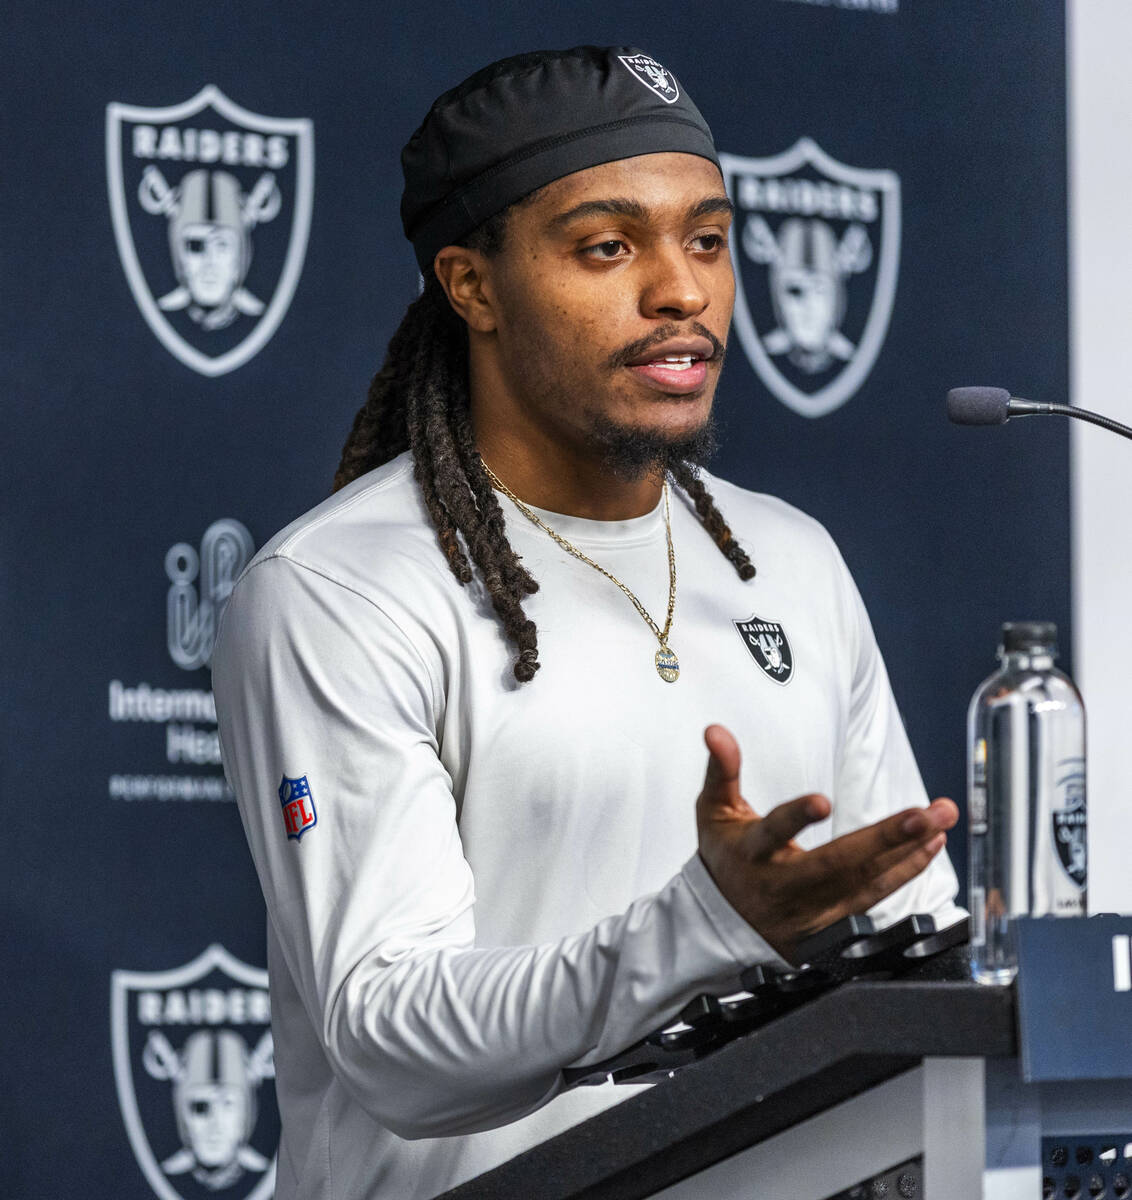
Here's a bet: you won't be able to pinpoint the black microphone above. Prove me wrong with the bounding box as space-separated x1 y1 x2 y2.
946 386 1132 441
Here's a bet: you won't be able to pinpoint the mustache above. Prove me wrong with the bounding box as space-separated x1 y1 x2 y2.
606 323 727 370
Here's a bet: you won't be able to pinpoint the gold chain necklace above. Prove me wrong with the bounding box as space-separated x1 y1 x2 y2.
481 460 681 682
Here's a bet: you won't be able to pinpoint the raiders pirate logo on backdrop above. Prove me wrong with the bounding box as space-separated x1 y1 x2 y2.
166 518 255 671
107 86 313 376
734 616 794 684
112 945 278 1200
719 139 900 418
618 53 680 103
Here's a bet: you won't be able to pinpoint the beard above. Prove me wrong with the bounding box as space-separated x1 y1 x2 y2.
486 302 727 484
588 319 726 481
587 408 719 483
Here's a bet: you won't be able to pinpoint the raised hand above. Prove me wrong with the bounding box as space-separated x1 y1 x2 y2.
695 724 958 963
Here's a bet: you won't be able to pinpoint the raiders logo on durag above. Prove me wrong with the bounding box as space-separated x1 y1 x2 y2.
617 53 680 104
734 616 794 685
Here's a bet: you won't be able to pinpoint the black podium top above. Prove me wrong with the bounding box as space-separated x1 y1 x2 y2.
437 981 1016 1200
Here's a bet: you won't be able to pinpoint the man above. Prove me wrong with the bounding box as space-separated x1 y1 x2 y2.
212 46 960 1200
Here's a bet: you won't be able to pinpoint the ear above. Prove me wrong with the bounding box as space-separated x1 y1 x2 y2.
433 247 499 334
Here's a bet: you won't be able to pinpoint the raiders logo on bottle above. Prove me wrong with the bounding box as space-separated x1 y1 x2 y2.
734 616 794 685
1052 764 1087 891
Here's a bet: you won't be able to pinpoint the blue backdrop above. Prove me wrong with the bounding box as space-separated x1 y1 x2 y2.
3 2 1068 1197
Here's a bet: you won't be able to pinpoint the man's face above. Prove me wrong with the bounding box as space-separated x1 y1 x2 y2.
775 266 838 352
176 223 241 307
180 1082 247 1166
476 153 734 476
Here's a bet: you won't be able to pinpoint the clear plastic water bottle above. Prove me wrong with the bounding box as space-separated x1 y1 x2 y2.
967 621 1087 985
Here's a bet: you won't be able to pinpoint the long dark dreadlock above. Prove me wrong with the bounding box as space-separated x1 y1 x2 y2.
333 213 756 684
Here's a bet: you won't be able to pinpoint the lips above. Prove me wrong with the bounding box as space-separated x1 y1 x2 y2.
625 338 715 395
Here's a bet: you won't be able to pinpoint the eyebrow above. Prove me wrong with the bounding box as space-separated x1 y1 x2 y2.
548 194 734 230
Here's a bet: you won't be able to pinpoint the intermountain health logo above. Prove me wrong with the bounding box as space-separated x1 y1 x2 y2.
107 86 314 376
720 139 900 418
166 518 255 671
111 945 278 1200
104 518 254 803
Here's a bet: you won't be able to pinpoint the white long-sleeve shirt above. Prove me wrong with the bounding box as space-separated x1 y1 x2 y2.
211 453 961 1199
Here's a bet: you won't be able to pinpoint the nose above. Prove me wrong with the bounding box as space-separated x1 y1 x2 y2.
639 241 711 321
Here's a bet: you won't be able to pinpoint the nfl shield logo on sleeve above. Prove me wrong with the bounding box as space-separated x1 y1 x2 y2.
278 775 317 840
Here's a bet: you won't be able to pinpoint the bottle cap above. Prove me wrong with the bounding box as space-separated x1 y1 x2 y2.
1000 621 1058 653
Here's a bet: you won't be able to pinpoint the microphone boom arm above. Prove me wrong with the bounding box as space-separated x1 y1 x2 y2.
1011 399 1132 441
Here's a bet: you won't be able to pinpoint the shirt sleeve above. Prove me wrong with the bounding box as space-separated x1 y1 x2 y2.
830 547 966 930
212 554 783 1142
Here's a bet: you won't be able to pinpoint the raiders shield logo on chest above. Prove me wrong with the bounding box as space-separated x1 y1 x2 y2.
734 616 794 685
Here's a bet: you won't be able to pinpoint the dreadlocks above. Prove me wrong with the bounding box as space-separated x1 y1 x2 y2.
333 217 756 685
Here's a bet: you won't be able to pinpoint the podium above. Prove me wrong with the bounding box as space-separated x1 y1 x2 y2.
437 919 1132 1199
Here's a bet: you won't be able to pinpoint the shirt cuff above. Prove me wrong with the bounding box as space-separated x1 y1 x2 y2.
680 852 791 973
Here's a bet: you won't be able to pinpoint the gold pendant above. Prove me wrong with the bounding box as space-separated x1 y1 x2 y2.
655 645 680 683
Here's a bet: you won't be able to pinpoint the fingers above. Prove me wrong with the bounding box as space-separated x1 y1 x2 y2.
907 797 959 834
778 832 950 951
698 725 751 818
797 800 956 903
859 798 959 855
702 724 740 790
749 793 832 855
845 831 949 913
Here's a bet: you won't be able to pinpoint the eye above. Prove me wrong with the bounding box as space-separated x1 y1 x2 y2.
689 232 727 254
582 239 629 261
